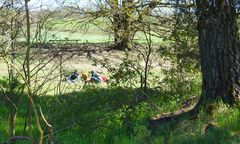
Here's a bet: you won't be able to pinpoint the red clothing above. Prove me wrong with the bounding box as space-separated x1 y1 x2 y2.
101 76 107 82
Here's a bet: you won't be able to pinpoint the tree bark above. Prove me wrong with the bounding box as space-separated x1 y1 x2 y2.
112 0 134 50
195 0 240 110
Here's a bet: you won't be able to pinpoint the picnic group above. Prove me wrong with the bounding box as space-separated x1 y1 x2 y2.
64 68 108 84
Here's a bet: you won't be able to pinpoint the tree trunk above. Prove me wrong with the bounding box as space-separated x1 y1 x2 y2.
113 31 133 51
195 0 240 110
112 0 134 50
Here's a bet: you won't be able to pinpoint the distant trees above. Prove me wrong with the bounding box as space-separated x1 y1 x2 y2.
76 0 159 50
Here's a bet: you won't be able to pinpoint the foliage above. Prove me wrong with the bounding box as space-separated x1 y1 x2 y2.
160 6 201 95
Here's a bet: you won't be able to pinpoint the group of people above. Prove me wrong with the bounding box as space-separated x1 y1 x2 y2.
64 69 107 84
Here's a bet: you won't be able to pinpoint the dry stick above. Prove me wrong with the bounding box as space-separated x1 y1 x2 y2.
144 25 152 90
0 85 17 110
1 56 29 134
39 106 54 144
24 0 36 142
58 52 63 96
29 62 62 141
32 13 53 43
30 51 56 76
5 48 75 142
27 88 43 144
23 110 28 135
33 67 62 94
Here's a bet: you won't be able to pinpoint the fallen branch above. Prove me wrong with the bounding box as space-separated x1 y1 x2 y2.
149 108 195 132
2 136 31 144
148 96 200 132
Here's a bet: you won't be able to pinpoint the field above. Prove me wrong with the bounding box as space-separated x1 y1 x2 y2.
0 17 240 144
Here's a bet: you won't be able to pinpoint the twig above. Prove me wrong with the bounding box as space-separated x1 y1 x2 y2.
39 106 55 144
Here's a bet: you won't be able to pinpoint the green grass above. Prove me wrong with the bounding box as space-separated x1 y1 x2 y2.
18 17 167 44
48 18 110 32
0 78 240 144
46 31 113 43
150 104 240 144
0 85 187 143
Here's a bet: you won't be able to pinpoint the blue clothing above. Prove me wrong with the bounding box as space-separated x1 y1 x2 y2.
91 76 101 83
91 71 101 82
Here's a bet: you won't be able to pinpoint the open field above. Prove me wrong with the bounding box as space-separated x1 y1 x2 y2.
18 17 166 44
0 45 165 94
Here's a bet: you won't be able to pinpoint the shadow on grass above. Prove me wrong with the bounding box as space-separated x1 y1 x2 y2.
40 87 135 128
39 86 183 143
0 86 139 143
0 85 196 143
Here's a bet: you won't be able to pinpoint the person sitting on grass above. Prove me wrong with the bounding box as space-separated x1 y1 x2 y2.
71 70 80 80
89 70 108 83
97 68 108 82
101 75 107 82
65 70 80 83
81 72 89 81
90 70 101 83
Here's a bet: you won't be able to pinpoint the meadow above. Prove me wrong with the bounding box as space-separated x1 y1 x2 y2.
0 17 240 144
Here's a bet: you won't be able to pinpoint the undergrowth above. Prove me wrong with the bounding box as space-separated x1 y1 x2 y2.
0 84 239 143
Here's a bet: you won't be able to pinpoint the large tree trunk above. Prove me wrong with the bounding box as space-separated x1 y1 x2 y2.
112 0 134 50
113 25 133 51
195 0 240 110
